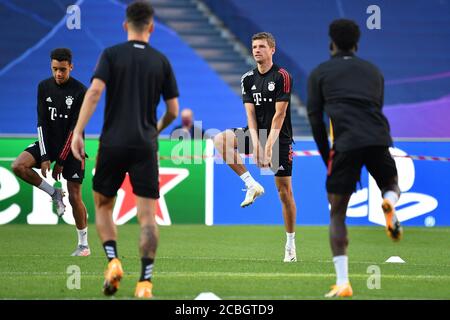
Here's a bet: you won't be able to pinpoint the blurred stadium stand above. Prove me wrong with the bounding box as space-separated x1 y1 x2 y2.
0 0 449 138
202 0 450 137
0 0 74 70
123 0 310 136
0 0 245 135
202 0 450 104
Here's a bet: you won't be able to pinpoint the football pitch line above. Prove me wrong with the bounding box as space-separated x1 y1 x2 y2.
1 254 450 268
2 271 450 281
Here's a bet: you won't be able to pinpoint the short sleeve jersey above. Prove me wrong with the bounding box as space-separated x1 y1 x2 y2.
241 64 293 144
92 40 179 148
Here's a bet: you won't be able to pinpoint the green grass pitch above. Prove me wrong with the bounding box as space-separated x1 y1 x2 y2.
0 225 449 299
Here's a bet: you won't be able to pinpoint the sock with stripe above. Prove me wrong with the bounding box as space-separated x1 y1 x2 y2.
38 180 55 197
103 240 117 262
77 227 88 246
240 171 256 188
139 257 155 282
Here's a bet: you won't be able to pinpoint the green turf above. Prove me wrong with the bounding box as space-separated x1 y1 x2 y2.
0 225 449 299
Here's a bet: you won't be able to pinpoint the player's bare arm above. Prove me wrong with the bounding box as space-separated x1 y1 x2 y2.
244 102 264 167
265 101 289 167
71 78 105 161
157 97 179 134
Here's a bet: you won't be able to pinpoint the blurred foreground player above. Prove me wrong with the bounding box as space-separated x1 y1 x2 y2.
12 48 90 257
307 19 402 297
71 1 179 298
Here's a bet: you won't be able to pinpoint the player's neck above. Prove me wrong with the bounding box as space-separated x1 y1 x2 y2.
257 61 273 75
127 32 150 43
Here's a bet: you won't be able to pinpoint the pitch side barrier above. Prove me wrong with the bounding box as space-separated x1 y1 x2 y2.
0 136 449 226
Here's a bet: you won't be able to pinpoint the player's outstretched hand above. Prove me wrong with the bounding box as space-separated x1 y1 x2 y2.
52 164 63 181
71 132 85 161
41 160 51 178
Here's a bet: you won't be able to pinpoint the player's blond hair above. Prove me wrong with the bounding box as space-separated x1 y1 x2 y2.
252 32 276 48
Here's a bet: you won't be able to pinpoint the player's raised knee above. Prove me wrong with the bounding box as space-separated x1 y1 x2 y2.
214 131 229 150
213 132 223 147
11 160 25 176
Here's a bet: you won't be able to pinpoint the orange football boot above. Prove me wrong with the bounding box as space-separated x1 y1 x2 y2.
382 199 403 241
325 282 353 298
135 281 153 299
103 258 123 296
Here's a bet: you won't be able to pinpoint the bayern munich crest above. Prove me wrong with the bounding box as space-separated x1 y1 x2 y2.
268 81 275 91
65 96 73 108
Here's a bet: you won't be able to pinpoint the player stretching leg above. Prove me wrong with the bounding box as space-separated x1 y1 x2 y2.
12 48 90 256
307 19 402 297
214 32 297 262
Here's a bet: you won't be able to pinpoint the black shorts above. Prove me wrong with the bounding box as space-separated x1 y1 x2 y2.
326 146 398 194
25 141 84 184
93 145 159 199
232 127 293 177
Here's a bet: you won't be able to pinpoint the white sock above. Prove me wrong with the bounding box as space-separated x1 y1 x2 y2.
77 227 88 246
383 191 399 206
38 180 55 196
240 171 256 188
286 232 296 248
333 255 349 286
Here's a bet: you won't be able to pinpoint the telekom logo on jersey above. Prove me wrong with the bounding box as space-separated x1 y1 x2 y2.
48 107 57 120
252 93 274 106
253 93 262 106
343 147 438 225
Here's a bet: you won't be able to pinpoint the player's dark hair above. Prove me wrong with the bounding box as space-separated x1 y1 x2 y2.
126 0 154 32
329 19 360 52
50 48 72 64
252 32 276 48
